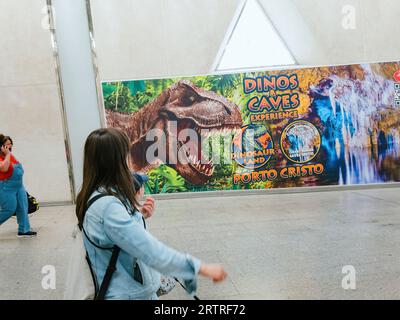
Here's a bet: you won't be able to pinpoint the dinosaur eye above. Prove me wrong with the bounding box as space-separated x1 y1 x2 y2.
182 94 197 106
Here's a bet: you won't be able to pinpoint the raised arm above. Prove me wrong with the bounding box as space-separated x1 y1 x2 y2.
103 200 226 293
0 145 11 172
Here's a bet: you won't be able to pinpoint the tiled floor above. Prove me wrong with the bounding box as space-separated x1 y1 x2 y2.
0 187 399 299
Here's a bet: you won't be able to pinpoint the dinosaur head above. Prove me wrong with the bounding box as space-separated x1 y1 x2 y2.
156 80 243 184
106 80 243 185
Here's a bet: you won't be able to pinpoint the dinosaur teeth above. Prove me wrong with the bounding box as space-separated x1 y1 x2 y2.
189 155 199 164
203 127 233 137
199 130 210 138
190 156 215 175
205 166 214 176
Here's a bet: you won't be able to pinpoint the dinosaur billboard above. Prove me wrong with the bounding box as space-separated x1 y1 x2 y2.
102 61 400 194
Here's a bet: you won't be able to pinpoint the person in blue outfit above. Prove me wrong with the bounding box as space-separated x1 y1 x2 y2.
132 172 149 198
0 134 37 237
75 128 227 300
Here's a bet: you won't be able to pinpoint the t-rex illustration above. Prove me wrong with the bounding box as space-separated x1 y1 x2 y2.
106 80 243 184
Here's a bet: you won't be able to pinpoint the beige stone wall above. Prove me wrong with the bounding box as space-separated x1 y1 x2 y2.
263 0 400 66
90 0 241 80
91 0 400 80
0 0 72 203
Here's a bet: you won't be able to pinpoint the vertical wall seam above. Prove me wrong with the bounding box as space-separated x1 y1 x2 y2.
86 0 107 128
46 0 76 202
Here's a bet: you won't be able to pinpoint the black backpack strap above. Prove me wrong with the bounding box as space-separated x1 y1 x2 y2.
86 252 99 295
82 193 114 250
82 227 114 250
85 193 109 212
174 278 200 300
142 217 146 230
82 192 121 300
95 245 121 300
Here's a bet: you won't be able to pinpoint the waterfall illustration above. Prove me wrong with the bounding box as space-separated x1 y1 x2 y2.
310 64 400 185
285 123 320 163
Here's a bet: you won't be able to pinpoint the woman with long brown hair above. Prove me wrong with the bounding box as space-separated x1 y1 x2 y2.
76 128 226 300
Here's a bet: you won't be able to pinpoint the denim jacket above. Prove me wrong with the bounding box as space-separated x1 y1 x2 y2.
83 191 201 300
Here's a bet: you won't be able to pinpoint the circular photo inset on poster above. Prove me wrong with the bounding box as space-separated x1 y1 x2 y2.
232 124 275 170
280 120 321 164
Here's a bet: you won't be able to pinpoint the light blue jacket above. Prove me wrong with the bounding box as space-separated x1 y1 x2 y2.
83 191 201 300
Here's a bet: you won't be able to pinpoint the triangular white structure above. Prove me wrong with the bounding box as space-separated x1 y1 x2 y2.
215 0 295 71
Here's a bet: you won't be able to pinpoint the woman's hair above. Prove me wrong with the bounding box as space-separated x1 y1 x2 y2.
0 135 13 156
0 134 12 146
76 128 139 229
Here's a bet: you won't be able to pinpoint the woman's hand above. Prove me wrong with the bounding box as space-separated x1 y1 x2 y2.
0 145 11 172
1 145 10 155
199 263 227 283
140 197 155 219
